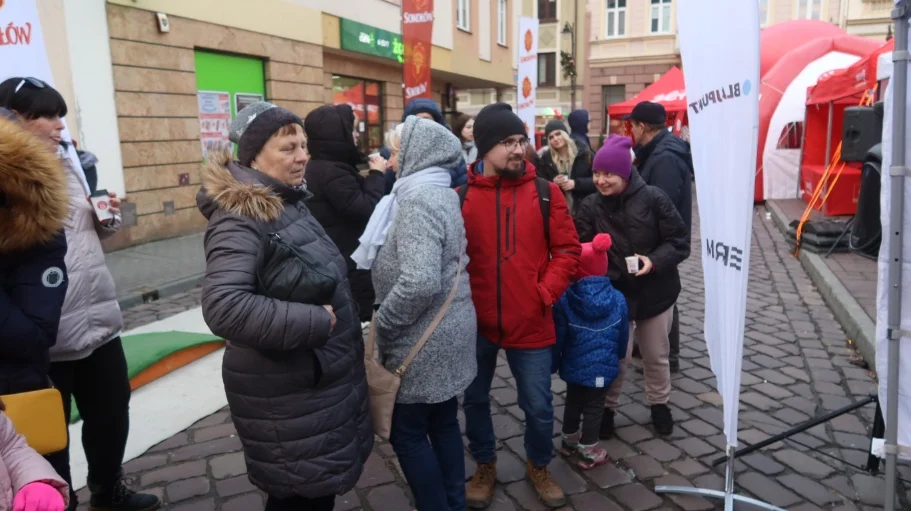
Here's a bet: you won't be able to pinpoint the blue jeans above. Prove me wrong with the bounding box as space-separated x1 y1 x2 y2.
389 397 466 511
463 336 554 467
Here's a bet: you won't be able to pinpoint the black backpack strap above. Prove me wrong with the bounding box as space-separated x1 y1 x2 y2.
457 184 469 208
535 178 551 246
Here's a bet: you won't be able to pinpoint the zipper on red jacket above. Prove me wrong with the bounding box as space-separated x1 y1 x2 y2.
496 179 504 345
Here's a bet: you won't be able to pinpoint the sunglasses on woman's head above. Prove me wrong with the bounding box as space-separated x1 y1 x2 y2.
14 77 47 94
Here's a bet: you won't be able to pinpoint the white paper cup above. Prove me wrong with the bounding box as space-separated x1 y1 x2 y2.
90 194 114 222
625 256 639 274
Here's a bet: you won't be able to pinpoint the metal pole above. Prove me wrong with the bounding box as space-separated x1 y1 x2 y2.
724 445 735 510
825 101 834 171
885 3 909 511
571 27 577 111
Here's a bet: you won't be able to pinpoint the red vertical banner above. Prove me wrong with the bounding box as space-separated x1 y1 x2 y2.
402 0 434 101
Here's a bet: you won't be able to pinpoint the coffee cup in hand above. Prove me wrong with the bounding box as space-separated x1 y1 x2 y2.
90 189 114 222
625 256 639 274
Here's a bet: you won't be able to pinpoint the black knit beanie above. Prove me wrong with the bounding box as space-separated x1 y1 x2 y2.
544 119 568 139
229 101 303 167
474 103 527 159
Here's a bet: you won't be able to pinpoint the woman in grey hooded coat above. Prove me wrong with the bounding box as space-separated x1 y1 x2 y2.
197 102 372 511
353 116 477 511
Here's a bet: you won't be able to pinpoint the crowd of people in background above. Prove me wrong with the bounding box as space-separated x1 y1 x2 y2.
0 73 694 511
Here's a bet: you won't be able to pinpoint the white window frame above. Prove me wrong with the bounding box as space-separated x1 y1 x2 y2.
497 0 508 46
458 0 471 31
605 0 626 38
759 0 769 26
797 0 823 20
649 0 672 34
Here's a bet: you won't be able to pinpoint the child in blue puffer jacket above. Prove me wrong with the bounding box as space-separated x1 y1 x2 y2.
552 233 628 469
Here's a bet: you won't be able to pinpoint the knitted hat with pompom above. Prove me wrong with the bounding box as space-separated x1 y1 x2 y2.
577 233 613 280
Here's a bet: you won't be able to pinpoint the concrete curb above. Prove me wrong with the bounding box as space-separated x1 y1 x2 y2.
765 201 876 365
117 272 206 311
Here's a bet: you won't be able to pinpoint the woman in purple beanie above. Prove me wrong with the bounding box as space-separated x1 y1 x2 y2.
573 135 690 439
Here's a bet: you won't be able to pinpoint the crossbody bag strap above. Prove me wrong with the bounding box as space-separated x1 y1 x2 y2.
394 253 464 377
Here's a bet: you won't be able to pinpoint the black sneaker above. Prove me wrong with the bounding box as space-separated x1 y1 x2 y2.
651 404 674 436
599 409 615 440
88 473 161 511
669 359 680 374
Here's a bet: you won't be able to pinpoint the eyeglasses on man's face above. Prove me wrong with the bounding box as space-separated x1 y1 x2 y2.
498 137 530 152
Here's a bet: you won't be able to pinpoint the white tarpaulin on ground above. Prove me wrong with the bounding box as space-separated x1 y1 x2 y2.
0 0 88 194
875 11 911 458
678 0 761 447
516 17 538 139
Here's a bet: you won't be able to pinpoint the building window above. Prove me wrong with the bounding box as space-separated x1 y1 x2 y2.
797 0 822 20
650 0 672 34
458 0 471 31
759 0 769 25
538 53 556 86
602 85 625 134
605 0 627 38
498 0 508 46
332 75 385 154
538 0 557 22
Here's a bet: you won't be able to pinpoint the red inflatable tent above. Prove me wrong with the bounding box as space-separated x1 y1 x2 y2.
799 39 893 215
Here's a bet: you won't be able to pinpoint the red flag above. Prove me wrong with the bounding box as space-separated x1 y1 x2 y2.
402 0 434 101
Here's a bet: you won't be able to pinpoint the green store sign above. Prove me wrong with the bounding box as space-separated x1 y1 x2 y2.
339 18 404 63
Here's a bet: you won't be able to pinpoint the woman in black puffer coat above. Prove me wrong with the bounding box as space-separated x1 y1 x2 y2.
574 135 689 441
304 105 386 322
198 102 372 511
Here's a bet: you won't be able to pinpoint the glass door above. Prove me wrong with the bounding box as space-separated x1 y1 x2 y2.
332 75 385 154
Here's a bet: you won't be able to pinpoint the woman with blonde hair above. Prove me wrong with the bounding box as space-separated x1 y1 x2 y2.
539 120 595 212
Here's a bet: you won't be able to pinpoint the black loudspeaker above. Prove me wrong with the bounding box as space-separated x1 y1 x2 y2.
841 106 883 163
851 147 882 258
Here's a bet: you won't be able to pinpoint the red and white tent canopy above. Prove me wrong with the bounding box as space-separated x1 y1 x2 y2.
608 67 687 117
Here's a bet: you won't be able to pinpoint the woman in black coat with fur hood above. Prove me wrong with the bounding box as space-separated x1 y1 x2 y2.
304 105 386 322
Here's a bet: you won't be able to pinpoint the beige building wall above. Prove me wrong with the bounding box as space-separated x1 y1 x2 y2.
104 3 324 248
843 0 893 41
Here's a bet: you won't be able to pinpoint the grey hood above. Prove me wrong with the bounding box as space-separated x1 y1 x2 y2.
398 116 463 178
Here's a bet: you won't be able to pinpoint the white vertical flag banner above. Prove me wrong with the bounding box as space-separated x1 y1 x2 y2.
516 17 538 139
0 0 88 194
678 0 761 447
875 5 911 458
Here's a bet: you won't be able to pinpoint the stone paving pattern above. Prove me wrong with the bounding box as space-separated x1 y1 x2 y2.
79 206 911 510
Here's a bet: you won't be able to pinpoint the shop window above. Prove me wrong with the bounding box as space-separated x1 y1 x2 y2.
605 0 626 38
797 0 822 20
650 0 672 34
538 53 556 87
777 121 804 150
498 0 508 46
332 75 385 154
457 0 471 31
538 0 557 22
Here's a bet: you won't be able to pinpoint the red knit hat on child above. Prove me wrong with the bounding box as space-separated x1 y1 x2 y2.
576 233 612 279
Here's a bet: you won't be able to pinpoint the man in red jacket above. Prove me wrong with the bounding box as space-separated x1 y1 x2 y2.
460 103 581 509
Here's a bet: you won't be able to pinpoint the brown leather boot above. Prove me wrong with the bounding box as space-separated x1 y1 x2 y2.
466 461 497 509
526 461 566 508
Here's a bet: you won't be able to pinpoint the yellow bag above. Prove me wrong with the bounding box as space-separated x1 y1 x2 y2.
1 388 68 455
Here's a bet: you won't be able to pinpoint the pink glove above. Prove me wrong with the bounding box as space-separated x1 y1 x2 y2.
12 482 65 511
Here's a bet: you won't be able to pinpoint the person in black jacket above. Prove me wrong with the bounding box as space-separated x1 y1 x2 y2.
304 104 386 322
538 119 595 211
0 112 69 397
627 101 693 373
574 135 689 438
567 109 593 154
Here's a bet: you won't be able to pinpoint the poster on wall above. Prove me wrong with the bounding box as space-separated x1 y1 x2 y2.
677 0 761 448
402 0 434 101
1 0 89 194
234 93 263 115
517 17 539 140
197 91 232 158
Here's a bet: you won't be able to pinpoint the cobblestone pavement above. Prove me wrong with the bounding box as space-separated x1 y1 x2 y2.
80 207 911 510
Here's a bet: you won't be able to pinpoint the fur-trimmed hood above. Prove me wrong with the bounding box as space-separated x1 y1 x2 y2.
0 117 69 254
196 149 308 223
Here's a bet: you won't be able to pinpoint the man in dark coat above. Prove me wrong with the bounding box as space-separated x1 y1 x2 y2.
627 101 694 373
304 105 386 322
0 112 70 396
567 109 593 155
